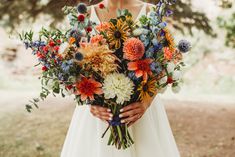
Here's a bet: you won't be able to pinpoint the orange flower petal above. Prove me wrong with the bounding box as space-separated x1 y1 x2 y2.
135 70 143 78
128 62 138 70
94 88 103 95
89 95 95 101
81 94 88 101
143 72 148 82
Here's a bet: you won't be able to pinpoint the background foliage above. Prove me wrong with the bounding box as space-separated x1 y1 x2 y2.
0 0 213 36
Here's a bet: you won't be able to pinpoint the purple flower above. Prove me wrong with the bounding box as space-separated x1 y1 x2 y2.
178 40 191 53
150 62 162 74
166 10 173 16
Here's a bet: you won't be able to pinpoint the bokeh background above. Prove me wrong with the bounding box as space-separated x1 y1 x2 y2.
0 0 235 157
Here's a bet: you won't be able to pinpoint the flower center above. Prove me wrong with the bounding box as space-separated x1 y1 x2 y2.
114 31 122 39
81 82 95 94
143 84 148 92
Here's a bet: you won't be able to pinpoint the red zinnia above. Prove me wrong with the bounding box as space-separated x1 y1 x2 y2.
86 26 92 33
56 39 61 44
49 40 55 47
127 58 153 82
66 85 73 90
54 46 60 52
75 77 103 101
42 66 48 71
43 46 49 53
99 3 105 9
167 77 174 84
77 14 85 22
36 51 45 59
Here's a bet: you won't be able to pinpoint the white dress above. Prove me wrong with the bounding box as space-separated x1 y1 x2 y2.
61 4 180 157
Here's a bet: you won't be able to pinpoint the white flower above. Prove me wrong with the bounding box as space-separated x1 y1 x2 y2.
59 42 69 54
172 84 181 93
133 28 149 36
167 62 175 73
172 70 182 81
102 73 134 105
133 28 144 36
159 76 168 85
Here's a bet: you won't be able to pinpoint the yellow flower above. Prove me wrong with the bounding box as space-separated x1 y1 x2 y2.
137 78 157 101
107 19 130 49
125 15 135 26
164 29 175 53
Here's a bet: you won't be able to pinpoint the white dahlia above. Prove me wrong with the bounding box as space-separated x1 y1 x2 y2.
102 73 134 105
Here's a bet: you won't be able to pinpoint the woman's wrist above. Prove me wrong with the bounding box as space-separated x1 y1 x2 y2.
142 95 156 109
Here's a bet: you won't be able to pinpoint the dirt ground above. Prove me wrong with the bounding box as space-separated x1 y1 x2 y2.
0 91 235 157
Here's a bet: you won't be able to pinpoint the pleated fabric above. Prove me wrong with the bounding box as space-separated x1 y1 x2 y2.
61 96 180 157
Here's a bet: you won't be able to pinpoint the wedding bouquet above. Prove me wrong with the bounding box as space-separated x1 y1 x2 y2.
20 0 191 149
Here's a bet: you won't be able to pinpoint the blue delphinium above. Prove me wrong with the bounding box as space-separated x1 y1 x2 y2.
153 43 163 51
24 41 46 49
150 62 163 74
77 3 87 14
128 72 139 81
145 47 155 58
61 60 74 73
58 73 68 81
140 34 150 47
178 40 191 53
166 10 173 17
158 22 167 29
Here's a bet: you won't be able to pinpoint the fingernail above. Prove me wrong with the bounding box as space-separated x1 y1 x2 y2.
109 117 112 121
121 120 125 123
119 114 123 118
109 114 113 117
107 109 111 112
120 109 124 112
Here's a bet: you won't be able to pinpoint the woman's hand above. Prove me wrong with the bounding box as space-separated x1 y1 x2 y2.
119 101 151 126
90 105 113 123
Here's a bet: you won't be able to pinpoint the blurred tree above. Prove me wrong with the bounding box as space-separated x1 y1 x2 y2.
0 0 213 36
217 1 235 48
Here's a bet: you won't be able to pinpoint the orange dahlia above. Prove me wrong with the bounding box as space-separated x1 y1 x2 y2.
123 38 145 61
75 77 103 101
127 58 153 82
164 47 173 60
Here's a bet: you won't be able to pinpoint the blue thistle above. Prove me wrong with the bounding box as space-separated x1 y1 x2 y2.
75 52 83 61
77 3 87 14
178 40 191 53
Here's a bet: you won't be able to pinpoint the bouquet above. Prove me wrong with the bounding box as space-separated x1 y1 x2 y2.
20 0 191 149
